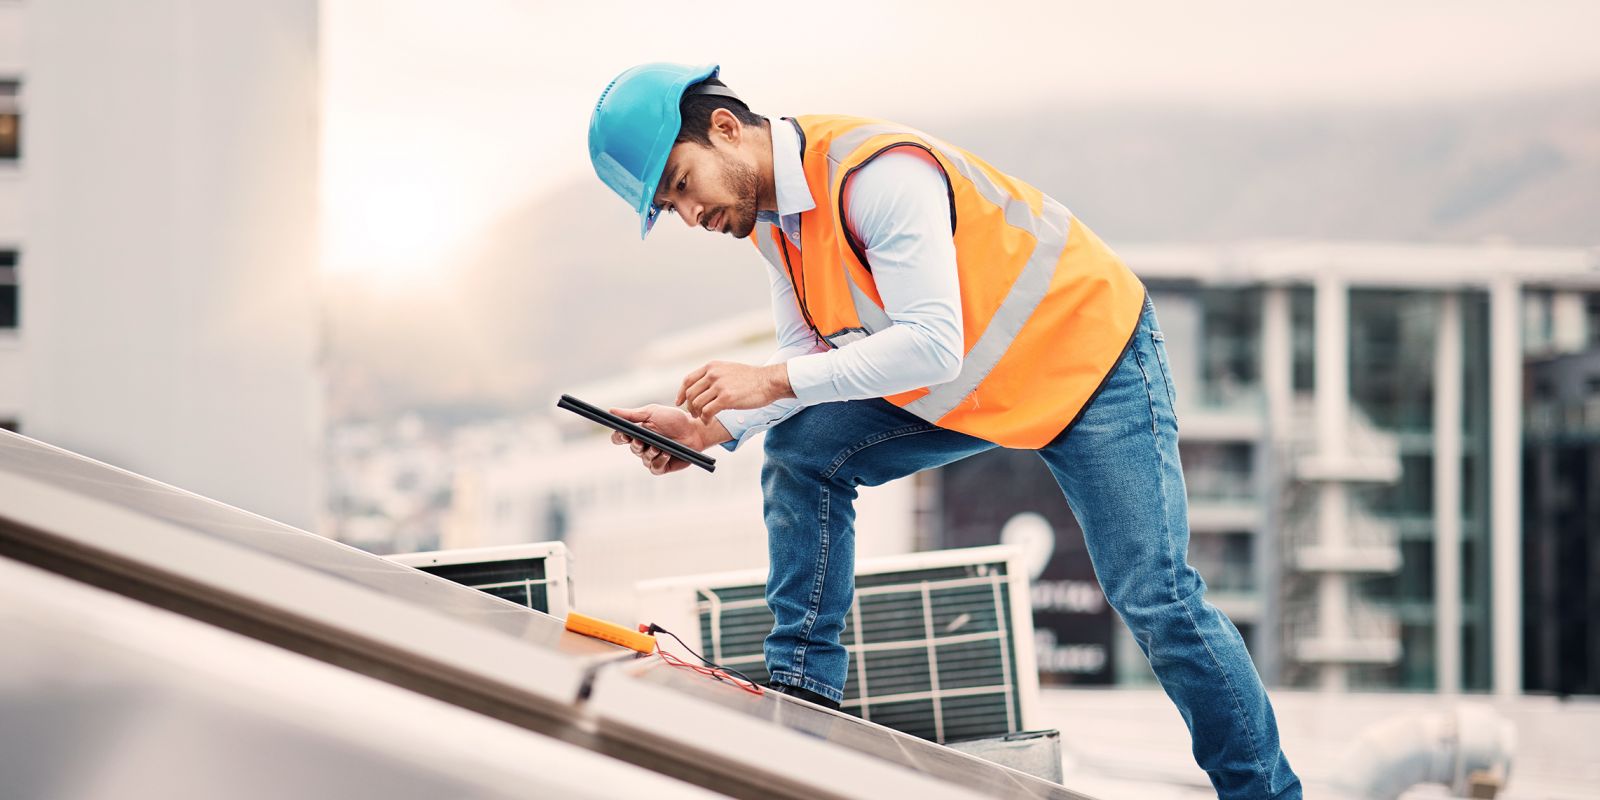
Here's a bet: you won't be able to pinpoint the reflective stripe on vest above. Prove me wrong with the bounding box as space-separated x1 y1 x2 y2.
753 216 889 348
819 125 1077 422
749 115 1146 448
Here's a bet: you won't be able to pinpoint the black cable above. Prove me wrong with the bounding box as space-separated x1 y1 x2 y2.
648 623 761 688
777 231 830 351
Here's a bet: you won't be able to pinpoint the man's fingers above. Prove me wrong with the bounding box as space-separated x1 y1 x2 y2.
677 366 709 405
599 404 691 476
683 375 715 413
689 388 720 420
610 406 650 423
700 396 726 420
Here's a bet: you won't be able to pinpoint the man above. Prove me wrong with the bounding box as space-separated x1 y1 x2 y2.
587 62 1301 799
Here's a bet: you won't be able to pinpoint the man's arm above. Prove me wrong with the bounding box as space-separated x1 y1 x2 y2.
677 149 962 433
784 148 964 404
706 250 830 451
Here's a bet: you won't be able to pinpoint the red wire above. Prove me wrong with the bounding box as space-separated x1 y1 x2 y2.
655 642 765 696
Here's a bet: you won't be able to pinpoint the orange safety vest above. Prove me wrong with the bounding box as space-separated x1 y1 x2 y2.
750 115 1146 449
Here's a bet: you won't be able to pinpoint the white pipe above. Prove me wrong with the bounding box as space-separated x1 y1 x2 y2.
1332 704 1516 800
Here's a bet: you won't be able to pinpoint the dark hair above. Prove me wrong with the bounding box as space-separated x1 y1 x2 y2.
675 78 765 147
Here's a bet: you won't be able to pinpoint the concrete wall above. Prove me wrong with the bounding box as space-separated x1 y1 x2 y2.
23 0 320 528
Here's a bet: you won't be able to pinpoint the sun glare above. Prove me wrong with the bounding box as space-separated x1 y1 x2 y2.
321 178 479 282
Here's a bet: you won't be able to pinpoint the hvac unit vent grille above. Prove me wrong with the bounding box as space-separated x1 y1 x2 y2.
417 558 550 612
389 543 571 618
695 561 1023 743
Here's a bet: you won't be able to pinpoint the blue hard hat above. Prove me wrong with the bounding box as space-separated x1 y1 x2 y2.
589 62 720 239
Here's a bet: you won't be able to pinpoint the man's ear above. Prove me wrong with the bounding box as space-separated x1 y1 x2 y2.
709 107 741 146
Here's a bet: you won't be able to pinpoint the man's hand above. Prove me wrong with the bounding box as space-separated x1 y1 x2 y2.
609 404 730 475
677 361 795 423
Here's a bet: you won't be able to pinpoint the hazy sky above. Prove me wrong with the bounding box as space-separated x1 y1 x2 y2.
321 0 1600 278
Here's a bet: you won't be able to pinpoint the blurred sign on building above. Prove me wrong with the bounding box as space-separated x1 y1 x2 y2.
937 449 1115 685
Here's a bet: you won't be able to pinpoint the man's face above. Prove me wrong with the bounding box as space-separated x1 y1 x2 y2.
654 121 761 239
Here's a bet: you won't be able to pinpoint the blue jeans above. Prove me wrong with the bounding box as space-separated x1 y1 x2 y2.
760 297 1301 799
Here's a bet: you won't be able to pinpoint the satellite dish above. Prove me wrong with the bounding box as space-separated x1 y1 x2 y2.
1000 512 1056 580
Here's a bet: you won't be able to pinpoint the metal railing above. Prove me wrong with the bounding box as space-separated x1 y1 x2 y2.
1283 595 1402 663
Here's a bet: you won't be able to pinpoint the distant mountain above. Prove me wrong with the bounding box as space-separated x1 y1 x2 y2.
323 84 1600 423
931 84 1600 246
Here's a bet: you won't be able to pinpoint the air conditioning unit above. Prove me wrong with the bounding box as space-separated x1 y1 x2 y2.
390 542 572 618
636 545 1038 744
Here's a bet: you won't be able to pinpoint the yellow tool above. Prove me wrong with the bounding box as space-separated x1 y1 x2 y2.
565 611 657 654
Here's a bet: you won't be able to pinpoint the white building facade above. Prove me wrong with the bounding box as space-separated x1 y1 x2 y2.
0 1 26 430
8 0 321 529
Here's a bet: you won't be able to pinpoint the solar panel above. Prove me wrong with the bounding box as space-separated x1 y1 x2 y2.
0 429 1100 800
637 546 1040 743
0 430 629 710
390 542 572 617
0 555 723 800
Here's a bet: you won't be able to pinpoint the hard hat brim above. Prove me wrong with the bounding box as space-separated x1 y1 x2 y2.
633 63 720 239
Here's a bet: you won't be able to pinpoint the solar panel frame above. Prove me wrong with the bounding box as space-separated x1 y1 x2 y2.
0 555 727 800
588 656 1095 800
0 430 628 712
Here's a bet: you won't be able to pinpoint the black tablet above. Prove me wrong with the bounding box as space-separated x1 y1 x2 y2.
557 394 717 473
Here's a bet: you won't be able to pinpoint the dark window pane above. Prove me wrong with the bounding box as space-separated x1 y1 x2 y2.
0 81 18 161
1180 442 1255 502
1190 530 1255 592
1199 287 1262 406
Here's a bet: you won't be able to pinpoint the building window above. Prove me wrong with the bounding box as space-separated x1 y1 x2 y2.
1291 287 1315 392
1199 287 1262 406
1586 294 1600 348
1180 442 1256 502
1350 291 1438 432
0 81 18 161
1189 530 1255 593
0 250 16 329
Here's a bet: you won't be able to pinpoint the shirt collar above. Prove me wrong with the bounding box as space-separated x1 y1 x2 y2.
768 117 815 219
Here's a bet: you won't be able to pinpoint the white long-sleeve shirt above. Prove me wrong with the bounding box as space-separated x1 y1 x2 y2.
714 118 964 450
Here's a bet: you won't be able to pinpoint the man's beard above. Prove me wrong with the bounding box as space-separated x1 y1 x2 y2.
723 158 761 239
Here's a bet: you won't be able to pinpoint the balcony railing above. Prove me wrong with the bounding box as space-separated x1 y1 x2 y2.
1284 597 1401 664
1526 397 1600 439
1283 497 1401 574
1284 398 1402 483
